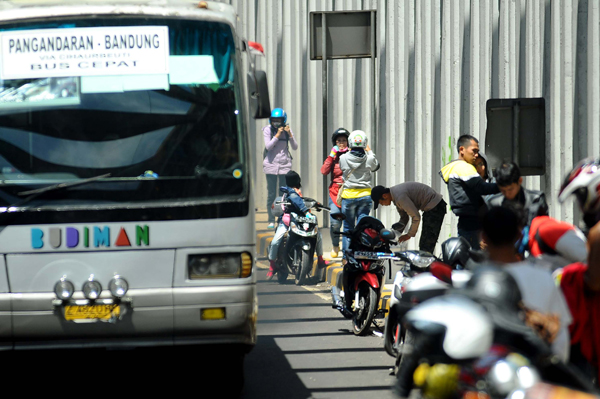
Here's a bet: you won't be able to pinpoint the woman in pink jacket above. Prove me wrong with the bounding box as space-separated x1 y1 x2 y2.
263 108 298 228
320 128 350 257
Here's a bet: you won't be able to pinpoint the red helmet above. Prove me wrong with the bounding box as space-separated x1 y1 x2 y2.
558 157 600 228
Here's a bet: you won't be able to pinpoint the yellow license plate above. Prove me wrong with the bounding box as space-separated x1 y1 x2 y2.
64 304 121 321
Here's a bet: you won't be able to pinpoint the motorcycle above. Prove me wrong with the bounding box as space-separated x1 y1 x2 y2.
383 237 481 362
273 197 342 285
331 215 397 336
393 268 598 399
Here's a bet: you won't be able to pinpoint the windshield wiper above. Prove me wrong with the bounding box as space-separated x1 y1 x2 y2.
2 173 112 211
17 173 111 196
194 163 243 179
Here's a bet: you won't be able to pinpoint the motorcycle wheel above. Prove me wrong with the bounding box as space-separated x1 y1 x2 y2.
295 248 312 286
352 284 378 336
395 329 413 373
384 305 401 357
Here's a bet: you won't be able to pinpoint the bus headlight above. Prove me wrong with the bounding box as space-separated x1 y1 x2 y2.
188 253 253 279
109 276 129 298
82 277 102 300
54 277 75 300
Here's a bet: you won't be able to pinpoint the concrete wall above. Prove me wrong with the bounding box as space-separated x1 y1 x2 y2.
228 0 600 252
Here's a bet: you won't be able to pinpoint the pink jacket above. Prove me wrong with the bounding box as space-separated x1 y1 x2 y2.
263 125 298 175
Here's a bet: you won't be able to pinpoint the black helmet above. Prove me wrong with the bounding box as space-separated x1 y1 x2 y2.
464 266 522 311
285 170 301 188
441 237 471 269
331 127 350 146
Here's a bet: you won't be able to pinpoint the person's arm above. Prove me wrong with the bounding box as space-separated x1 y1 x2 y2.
264 127 279 151
394 210 411 242
321 146 339 175
397 196 421 238
286 125 298 150
465 175 500 195
585 222 600 291
365 145 380 172
287 191 309 214
321 157 334 175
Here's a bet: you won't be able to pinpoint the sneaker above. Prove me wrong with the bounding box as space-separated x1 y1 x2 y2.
267 260 276 280
330 246 340 258
267 223 275 229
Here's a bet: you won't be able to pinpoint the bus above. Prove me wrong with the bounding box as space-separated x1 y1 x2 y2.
0 0 269 385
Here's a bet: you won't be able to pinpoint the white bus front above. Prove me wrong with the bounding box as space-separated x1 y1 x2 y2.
0 1 259 366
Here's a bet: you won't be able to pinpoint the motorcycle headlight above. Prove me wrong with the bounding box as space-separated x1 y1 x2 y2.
487 360 539 396
290 222 309 236
188 253 252 279
409 253 436 268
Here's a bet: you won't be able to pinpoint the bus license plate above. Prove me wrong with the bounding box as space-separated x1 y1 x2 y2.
64 304 121 322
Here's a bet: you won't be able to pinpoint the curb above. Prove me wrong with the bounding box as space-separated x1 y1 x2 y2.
255 227 391 314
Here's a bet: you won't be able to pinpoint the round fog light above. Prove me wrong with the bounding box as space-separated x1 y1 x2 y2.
82 279 102 300
54 278 74 300
109 276 129 298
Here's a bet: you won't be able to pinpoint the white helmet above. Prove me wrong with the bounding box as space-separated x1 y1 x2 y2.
348 130 368 149
558 157 600 228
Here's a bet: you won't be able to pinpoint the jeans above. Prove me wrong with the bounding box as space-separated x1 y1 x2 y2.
341 196 373 256
268 221 324 260
266 174 286 223
328 196 343 248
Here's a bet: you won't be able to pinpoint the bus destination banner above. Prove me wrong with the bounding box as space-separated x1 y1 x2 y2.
0 26 170 80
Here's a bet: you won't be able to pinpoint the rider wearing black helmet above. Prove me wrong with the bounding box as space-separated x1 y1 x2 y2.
321 128 351 258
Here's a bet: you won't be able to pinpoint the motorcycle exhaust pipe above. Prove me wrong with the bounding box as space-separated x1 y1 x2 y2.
331 286 344 308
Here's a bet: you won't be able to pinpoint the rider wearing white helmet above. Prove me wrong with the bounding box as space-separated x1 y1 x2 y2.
555 157 600 382
559 157 600 230
338 130 380 258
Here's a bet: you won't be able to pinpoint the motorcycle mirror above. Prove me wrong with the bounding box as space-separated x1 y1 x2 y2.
430 261 453 286
380 229 396 241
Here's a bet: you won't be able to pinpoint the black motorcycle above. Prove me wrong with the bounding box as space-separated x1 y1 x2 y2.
274 197 343 285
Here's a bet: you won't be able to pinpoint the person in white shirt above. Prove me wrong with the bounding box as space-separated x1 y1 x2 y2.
481 206 572 362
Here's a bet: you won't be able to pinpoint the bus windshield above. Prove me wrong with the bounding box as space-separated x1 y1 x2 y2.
0 18 245 217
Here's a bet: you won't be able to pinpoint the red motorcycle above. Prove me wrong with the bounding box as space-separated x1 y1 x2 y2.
332 216 396 336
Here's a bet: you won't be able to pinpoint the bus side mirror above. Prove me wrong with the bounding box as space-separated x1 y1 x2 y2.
247 70 271 119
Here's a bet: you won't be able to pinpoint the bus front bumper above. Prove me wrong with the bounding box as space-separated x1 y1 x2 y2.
0 284 257 351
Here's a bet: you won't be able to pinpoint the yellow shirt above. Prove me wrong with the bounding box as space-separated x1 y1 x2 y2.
342 187 371 199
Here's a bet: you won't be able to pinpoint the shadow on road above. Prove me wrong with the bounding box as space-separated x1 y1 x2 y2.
244 335 312 399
